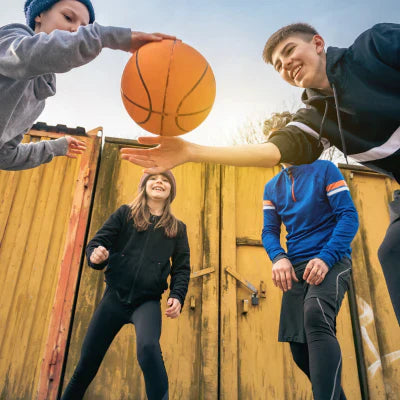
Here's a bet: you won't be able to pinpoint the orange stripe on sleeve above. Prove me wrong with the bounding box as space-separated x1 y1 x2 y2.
326 180 347 192
263 200 274 206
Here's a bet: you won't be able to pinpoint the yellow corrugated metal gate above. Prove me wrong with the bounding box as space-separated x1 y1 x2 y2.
1 133 400 399
219 166 362 400
62 138 220 399
342 167 400 399
0 128 101 400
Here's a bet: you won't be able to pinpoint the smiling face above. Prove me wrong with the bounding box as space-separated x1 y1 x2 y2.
271 34 327 90
34 0 90 34
145 174 172 203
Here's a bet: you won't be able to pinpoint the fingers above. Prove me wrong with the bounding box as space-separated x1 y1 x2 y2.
120 155 156 168
120 147 152 156
89 246 109 264
291 268 299 282
313 270 325 286
280 271 288 291
272 258 295 292
64 136 87 158
303 260 313 281
303 259 329 285
66 149 85 159
143 167 167 174
307 267 319 285
272 269 278 288
67 148 85 154
152 33 178 41
137 136 163 145
165 298 181 319
97 246 109 258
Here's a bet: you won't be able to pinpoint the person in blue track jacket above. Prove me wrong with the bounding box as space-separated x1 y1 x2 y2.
262 159 358 400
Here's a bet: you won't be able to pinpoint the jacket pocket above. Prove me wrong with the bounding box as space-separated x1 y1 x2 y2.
104 252 130 280
138 257 171 294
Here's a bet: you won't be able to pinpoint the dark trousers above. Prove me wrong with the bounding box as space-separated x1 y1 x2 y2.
290 298 346 400
61 287 168 400
279 258 351 400
378 216 400 325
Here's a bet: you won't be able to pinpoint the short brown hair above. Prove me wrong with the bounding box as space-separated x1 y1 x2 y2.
262 23 318 64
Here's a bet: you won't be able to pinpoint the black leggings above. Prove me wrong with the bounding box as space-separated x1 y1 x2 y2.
290 297 346 400
378 217 400 324
61 288 168 400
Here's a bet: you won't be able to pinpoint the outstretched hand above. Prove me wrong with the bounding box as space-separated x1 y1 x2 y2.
165 297 181 319
120 136 191 173
65 136 87 158
130 32 178 53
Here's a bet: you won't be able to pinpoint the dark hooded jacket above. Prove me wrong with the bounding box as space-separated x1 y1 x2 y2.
86 204 191 307
268 23 400 183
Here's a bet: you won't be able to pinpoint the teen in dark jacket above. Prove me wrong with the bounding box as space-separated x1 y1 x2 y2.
61 170 190 400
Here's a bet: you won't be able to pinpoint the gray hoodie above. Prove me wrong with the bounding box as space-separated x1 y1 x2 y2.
0 22 131 170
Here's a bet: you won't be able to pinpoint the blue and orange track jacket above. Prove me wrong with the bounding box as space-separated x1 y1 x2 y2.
262 160 359 268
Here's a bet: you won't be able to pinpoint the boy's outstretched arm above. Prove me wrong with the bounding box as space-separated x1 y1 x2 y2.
120 136 281 172
0 135 86 171
0 24 176 80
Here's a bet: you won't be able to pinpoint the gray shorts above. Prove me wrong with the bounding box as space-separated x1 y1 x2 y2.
278 256 352 343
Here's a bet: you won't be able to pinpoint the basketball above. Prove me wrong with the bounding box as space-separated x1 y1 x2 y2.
121 40 216 136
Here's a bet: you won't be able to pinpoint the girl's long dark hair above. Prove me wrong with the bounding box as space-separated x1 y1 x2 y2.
128 180 179 238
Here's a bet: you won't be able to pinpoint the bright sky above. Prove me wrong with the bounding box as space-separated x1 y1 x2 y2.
2 0 399 145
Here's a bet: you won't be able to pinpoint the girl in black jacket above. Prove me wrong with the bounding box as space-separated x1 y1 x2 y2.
61 170 190 400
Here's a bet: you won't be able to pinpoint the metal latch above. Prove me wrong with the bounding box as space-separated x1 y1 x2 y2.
188 267 215 310
190 266 215 279
225 267 266 311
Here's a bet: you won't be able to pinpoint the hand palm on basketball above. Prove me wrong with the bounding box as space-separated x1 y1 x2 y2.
130 32 177 53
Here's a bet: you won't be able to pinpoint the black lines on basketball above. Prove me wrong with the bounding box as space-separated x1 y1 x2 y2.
120 92 213 118
135 49 152 124
160 40 176 135
121 40 216 136
175 64 212 132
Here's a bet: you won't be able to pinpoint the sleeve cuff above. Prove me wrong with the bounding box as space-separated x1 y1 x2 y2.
315 253 335 268
49 137 68 156
272 253 289 264
169 293 184 308
97 23 132 52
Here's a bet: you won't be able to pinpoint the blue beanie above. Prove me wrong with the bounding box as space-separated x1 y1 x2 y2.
24 0 95 30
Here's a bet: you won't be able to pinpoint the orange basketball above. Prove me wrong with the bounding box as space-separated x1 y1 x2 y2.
121 40 216 136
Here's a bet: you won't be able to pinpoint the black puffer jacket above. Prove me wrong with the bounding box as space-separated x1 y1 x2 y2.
86 205 190 307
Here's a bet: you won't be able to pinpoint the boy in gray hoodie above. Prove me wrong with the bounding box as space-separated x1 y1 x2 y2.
0 0 175 171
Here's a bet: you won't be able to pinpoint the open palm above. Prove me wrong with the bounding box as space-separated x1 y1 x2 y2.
120 136 190 173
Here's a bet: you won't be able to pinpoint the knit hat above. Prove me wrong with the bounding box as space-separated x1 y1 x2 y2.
24 0 95 30
139 171 177 202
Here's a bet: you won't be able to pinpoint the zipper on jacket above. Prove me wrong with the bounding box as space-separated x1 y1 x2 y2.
127 224 153 303
287 169 297 202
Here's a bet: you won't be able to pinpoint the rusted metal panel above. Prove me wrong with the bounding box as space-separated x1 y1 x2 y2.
62 138 220 399
343 168 400 398
0 128 101 400
220 165 362 400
